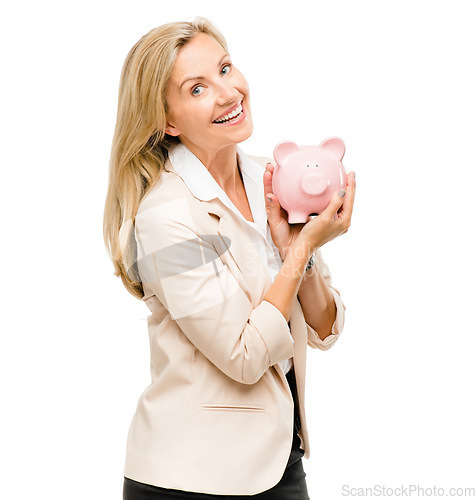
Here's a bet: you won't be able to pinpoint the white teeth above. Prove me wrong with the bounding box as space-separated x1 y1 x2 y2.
214 103 243 123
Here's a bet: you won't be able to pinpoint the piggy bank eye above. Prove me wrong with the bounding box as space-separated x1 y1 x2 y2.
306 164 319 168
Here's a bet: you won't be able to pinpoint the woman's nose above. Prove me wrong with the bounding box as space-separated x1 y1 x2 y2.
215 82 239 105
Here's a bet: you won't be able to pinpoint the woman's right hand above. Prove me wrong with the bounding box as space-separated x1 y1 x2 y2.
297 171 356 252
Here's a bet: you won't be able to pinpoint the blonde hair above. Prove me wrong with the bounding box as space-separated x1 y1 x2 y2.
103 17 229 299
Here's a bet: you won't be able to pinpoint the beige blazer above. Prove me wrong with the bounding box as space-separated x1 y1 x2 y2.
123 148 346 496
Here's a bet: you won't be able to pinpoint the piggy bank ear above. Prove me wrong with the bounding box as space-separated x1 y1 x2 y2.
319 137 345 161
273 141 299 165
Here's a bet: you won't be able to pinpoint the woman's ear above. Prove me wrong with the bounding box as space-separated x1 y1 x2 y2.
164 121 181 137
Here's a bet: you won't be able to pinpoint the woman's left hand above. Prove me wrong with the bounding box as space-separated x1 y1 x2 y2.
263 162 307 261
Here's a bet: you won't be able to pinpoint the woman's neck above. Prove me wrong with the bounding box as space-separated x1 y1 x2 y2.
180 140 242 196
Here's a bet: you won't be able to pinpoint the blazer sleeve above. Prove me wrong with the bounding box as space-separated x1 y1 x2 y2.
304 248 346 350
248 154 346 351
134 201 295 385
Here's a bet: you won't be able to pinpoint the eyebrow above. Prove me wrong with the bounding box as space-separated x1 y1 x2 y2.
179 53 230 90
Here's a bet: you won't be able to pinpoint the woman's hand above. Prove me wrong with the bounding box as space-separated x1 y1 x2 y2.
264 163 356 259
298 170 356 252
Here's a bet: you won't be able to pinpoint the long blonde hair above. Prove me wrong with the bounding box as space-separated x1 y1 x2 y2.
103 17 229 299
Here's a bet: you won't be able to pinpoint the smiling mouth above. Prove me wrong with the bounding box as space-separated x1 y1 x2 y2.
213 101 244 124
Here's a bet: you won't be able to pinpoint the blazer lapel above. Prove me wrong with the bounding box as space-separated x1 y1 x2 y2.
202 198 272 306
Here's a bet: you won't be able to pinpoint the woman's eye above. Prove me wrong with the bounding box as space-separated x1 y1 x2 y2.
191 85 205 96
221 64 231 75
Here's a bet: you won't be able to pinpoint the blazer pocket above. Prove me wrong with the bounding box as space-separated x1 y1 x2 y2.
200 403 265 413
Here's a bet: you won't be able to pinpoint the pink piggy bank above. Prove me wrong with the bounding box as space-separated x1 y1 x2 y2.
272 137 347 224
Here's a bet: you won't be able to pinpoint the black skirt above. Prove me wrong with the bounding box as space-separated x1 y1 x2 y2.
123 366 310 499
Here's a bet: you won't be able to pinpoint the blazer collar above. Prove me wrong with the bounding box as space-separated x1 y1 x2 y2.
166 142 268 241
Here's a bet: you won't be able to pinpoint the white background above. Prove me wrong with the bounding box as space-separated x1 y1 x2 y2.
2 0 475 498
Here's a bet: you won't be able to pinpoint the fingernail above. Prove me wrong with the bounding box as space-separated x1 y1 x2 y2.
338 189 346 198
352 171 356 179
266 195 272 203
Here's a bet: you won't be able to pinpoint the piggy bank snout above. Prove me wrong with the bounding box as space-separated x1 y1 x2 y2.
300 172 329 196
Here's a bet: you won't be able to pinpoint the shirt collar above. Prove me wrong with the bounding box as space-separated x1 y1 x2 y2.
167 142 268 240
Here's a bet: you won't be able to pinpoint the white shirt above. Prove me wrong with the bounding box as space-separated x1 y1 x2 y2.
168 143 294 374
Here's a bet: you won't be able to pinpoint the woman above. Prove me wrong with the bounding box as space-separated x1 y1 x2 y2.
103 16 355 499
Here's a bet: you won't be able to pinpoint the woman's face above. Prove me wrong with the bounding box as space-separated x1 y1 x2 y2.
164 33 253 154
